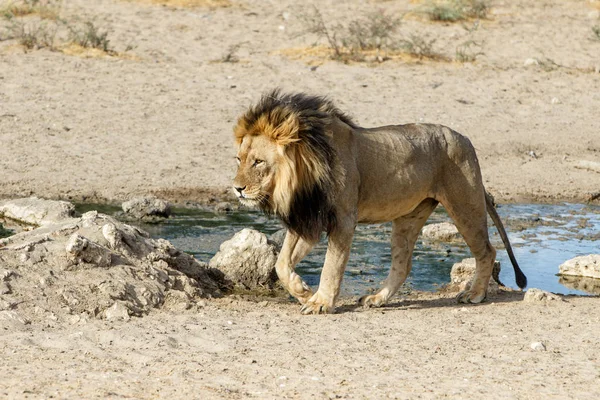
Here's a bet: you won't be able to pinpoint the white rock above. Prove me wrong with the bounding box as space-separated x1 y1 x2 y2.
551 97 561 105
450 258 501 293
523 288 563 303
65 233 112 268
209 228 278 290
0 197 75 226
421 222 462 242
104 301 130 321
530 342 546 351
524 58 539 67
559 255 600 279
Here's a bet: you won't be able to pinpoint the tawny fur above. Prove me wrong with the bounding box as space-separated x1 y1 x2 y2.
232 89 526 314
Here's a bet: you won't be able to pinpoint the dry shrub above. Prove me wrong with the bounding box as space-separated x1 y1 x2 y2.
1 0 62 20
296 7 446 63
422 0 489 22
126 0 232 8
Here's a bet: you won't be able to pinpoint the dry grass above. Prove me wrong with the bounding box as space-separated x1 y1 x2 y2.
126 0 232 8
295 7 448 64
421 0 490 22
0 4 135 59
276 44 448 66
0 0 62 20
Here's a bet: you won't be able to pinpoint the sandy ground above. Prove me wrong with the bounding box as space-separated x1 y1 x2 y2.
1 0 600 398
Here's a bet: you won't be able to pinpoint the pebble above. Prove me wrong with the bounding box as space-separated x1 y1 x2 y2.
524 58 539 67
531 342 546 351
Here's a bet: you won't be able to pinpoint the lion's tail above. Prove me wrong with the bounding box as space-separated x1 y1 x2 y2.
485 192 527 289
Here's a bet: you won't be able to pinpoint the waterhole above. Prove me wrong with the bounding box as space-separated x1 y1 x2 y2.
76 203 600 296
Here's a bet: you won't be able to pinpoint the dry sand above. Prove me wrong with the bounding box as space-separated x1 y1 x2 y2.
1 0 600 398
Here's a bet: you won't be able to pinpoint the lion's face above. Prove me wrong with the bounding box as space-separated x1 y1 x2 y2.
233 134 280 209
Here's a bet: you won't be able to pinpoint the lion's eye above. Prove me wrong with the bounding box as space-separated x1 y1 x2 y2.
253 159 264 167
235 157 241 165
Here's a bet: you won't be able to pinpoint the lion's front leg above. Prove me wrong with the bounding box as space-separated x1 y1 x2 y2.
301 221 355 315
275 231 316 304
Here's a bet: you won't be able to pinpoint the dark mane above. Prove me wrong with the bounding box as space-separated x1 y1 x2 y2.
236 89 354 242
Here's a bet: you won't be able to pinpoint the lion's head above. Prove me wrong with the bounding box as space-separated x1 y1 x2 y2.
232 89 356 242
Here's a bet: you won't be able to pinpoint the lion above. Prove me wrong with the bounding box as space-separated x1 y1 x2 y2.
232 89 527 314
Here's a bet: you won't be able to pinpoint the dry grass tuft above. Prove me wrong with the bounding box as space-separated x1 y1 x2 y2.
294 7 448 64
0 0 62 20
126 0 232 8
421 0 490 22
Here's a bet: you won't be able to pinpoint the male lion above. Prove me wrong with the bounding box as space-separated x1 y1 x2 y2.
232 90 526 314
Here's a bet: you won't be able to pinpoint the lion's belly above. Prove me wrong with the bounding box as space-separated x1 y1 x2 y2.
356 185 434 223
353 126 442 223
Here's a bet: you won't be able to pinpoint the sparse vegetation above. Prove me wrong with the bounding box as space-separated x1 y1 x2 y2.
423 0 490 22
68 21 112 52
397 34 441 60
0 1 123 56
220 42 243 63
593 25 600 41
299 7 444 63
3 18 54 49
1 0 61 20
455 39 484 62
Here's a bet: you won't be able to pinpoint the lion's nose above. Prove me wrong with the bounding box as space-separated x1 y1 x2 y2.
234 185 246 195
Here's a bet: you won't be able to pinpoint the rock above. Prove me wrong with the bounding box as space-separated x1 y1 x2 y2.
121 196 171 221
104 301 131 321
65 233 112 268
523 288 563 303
0 205 223 326
209 228 278 290
558 255 600 279
421 222 462 242
524 58 539 67
0 197 76 226
530 342 546 351
449 258 501 293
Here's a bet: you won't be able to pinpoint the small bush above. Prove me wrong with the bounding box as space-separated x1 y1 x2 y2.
68 21 111 52
3 18 58 49
455 39 484 62
299 7 445 62
1 0 62 20
397 34 441 60
423 0 490 22
593 25 600 41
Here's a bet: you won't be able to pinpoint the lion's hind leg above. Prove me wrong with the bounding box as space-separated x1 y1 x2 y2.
359 198 438 308
441 192 496 304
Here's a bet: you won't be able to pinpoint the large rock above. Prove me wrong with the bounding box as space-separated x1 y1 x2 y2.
121 195 171 221
558 255 600 279
0 197 76 226
209 228 278 290
0 208 222 325
421 222 462 242
449 258 501 293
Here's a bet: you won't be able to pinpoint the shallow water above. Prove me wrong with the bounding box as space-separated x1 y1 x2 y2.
76 203 600 296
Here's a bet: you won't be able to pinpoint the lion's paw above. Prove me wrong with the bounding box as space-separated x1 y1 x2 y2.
300 292 335 315
457 289 487 304
358 294 385 308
